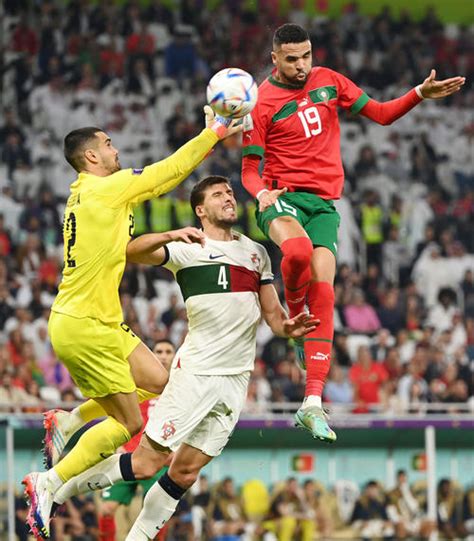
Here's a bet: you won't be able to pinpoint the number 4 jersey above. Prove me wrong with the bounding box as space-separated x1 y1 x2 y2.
162 232 273 375
242 66 368 200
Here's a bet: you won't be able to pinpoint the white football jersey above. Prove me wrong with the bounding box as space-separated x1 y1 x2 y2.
163 231 273 375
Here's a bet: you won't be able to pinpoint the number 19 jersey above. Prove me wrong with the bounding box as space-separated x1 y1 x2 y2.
242 67 368 200
52 128 219 323
163 232 273 375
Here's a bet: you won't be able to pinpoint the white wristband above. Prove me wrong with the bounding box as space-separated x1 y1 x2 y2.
256 189 269 200
415 85 425 99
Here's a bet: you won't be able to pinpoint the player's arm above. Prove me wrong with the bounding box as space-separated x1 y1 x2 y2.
126 227 205 265
359 69 465 126
98 108 242 208
242 155 287 212
241 107 287 212
259 283 318 338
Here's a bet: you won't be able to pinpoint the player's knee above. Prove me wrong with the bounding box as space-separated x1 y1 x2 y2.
169 465 200 489
281 238 313 269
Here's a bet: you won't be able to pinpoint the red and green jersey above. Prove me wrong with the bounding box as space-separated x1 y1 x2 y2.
242 67 369 200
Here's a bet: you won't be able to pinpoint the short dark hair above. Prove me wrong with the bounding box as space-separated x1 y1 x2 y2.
154 339 175 350
273 23 309 49
64 127 103 172
190 175 231 216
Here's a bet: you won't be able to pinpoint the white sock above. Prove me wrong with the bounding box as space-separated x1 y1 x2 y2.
125 481 180 540
303 395 322 408
68 407 87 434
47 468 64 492
54 454 122 504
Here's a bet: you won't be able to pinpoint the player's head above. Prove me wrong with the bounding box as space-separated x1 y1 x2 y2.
153 339 175 372
64 127 120 174
272 23 311 88
190 176 237 228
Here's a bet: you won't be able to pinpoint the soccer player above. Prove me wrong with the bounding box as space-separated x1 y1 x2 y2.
241 23 465 442
98 340 176 541
22 107 241 539
47 175 318 540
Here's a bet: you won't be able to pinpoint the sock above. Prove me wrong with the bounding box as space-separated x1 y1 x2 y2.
77 400 107 423
125 474 186 540
46 468 64 493
99 515 116 541
304 281 334 397
303 395 322 408
280 237 313 318
119 453 136 481
54 417 130 483
78 388 156 424
55 454 123 504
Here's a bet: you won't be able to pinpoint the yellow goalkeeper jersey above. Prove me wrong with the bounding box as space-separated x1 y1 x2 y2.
52 128 218 323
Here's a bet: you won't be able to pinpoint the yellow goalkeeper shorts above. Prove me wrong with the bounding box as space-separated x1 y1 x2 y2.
48 311 141 398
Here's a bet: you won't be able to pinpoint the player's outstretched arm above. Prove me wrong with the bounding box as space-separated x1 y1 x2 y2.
259 284 319 338
98 108 242 208
126 228 205 265
360 69 465 126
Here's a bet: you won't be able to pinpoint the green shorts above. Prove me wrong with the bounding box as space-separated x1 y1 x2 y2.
255 192 340 257
101 467 168 506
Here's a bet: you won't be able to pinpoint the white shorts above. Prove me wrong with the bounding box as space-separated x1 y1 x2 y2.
145 368 250 457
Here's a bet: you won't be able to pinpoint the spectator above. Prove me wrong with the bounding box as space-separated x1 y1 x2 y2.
386 469 435 539
344 289 381 334
351 480 394 541
349 345 389 412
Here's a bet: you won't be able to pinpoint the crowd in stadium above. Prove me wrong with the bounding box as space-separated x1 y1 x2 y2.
1 0 473 417
14 472 474 540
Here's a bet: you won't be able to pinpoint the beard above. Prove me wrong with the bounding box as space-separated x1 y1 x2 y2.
212 214 237 228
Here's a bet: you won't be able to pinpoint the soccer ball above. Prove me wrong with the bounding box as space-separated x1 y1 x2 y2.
206 68 258 118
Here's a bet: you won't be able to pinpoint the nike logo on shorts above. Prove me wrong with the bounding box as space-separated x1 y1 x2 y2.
209 254 224 260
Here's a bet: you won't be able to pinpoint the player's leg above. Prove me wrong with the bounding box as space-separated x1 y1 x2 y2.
24 391 141 539
268 216 313 318
51 368 216 507
294 202 339 442
126 372 249 541
126 443 213 541
43 341 167 470
24 316 143 537
256 194 313 319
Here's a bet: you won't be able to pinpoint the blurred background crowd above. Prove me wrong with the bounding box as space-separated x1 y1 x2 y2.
13 472 474 540
0 0 473 419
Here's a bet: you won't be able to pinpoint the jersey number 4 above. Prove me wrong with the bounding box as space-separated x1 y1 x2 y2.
297 106 322 138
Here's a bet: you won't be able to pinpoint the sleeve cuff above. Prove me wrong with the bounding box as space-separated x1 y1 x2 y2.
350 92 370 114
242 145 265 158
158 245 170 267
415 85 425 99
260 278 274 285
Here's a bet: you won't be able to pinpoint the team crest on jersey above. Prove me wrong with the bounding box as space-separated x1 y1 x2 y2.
251 252 260 268
161 420 176 441
315 88 329 103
